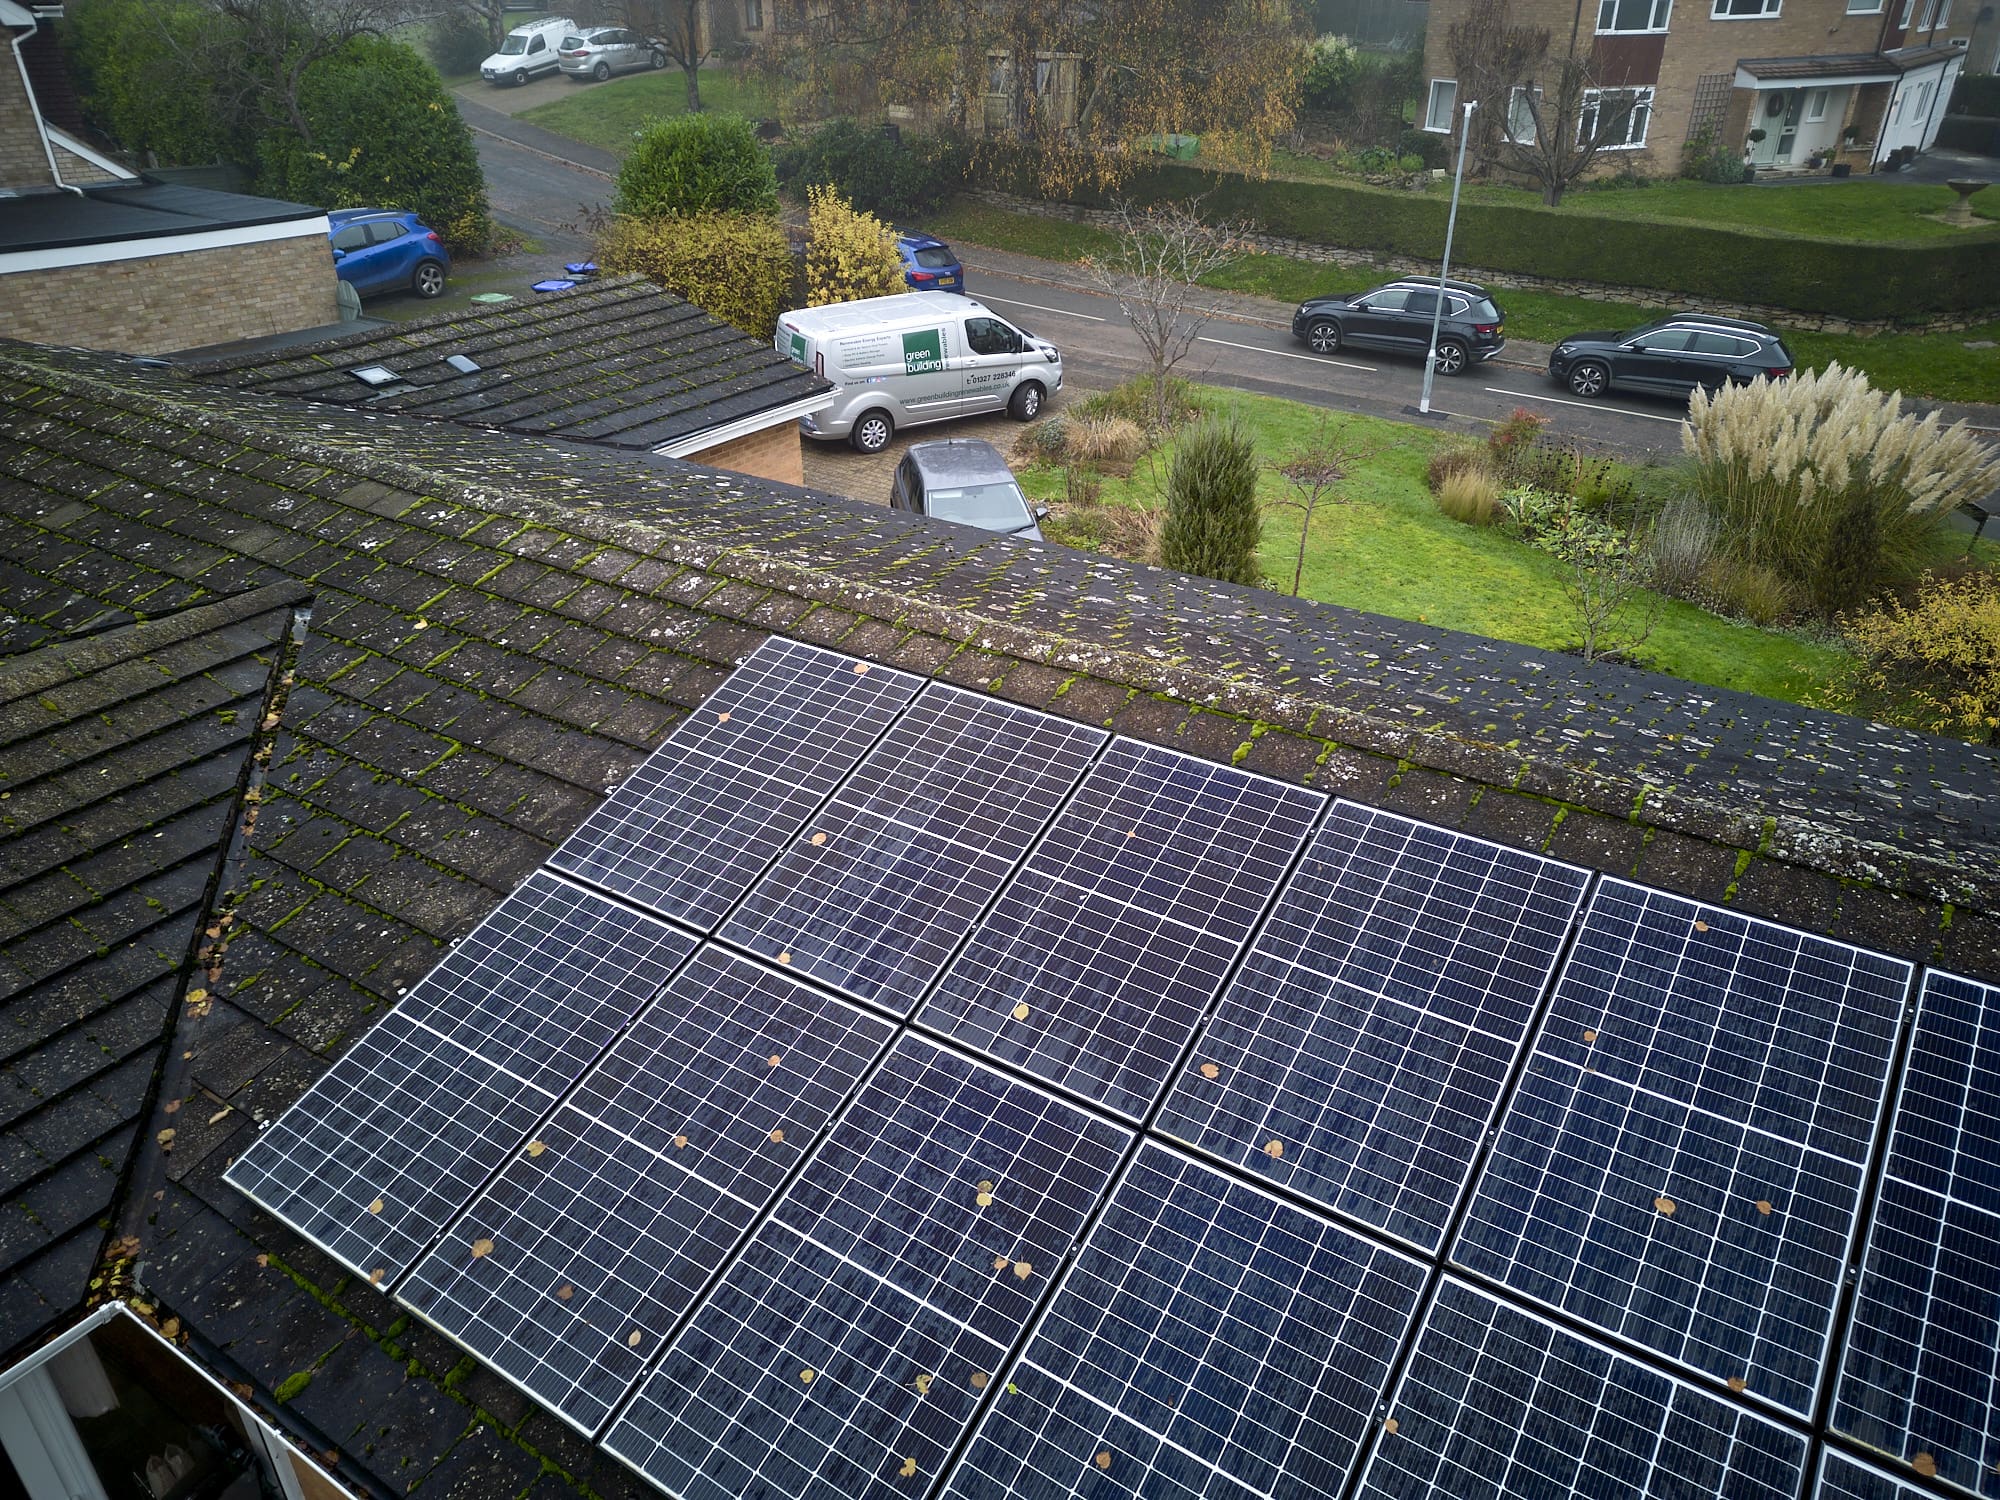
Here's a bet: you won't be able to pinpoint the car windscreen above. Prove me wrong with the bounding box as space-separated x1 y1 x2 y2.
912 247 955 268
499 35 528 52
925 480 1032 530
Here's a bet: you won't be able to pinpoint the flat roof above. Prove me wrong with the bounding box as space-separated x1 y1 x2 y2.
0 181 322 254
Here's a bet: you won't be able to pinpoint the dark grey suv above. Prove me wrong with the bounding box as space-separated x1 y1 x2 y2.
1291 277 1506 375
1548 314 1794 400
890 440 1047 540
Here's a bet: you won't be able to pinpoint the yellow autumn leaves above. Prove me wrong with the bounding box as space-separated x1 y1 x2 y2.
805 185 906 307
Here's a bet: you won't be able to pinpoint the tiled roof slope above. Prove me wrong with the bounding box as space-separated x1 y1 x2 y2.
0 585 299 1354
0 340 1995 1499
178 276 834 452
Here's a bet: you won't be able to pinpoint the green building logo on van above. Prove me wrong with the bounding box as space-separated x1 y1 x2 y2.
788 332 808 364
902 329 944 375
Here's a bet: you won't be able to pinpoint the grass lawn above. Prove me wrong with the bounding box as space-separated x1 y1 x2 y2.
516 71 777 152
1267 148 1998 237
1018 385 1854 707
925 201 2000 404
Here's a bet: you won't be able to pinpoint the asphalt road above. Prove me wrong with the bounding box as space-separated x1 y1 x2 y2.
459 93 1999 479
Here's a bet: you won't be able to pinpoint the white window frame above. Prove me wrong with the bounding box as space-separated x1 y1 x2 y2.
1913 79 1933 113
1424 78 1459 131
1805 87 1828 121
1845 0 1882 12
1597 0 1673 30
1916 0 1938 22
1505 84 1541 142
1897 0 1914 23
1710 0 1781 17
1936 0 1951 22
744 0 763 26
1579 85 1654 148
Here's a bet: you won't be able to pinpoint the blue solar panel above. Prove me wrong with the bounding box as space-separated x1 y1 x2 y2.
1834 970 2000 1498
223 872 695 1283
1355 1277 1810 1500
719 685 1106 1014
942 1141 1427 1500
919 739 1323 1119
1156 802 1587 1249
1453 880 1908 1416
396 946 895 1435
549 638 921 928
601 1035 1130 1497
1816 1449 1944 1500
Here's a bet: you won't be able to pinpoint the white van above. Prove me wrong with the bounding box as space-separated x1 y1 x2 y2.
479 16 574 85
776 293 1062 454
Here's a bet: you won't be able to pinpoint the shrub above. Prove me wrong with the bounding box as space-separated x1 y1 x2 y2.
1425 438 1489 494
598 212 794 336
428 9 492 75
257 36 490 253
1514 442 1633 511
1838 571 2000 742
1160 417 1262 585
616 113 779 219
1301 34 1362 111
1027 414 1072 460
1487 407 1550 477
1077 375 1201 433
1644 494 1717 599
1436 467 1501 525
776 120 968 221
804 185 904 305
1068 417 1149 466
1695 555 1802 626
64 0 237 168
1680 126 1748 185
1682 362 2000 617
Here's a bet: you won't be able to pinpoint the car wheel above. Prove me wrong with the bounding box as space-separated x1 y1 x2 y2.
1008 382 1044 421
1567 360 1610 399
512 67 528 85
1304 319 1342 355
651 49 666 68
850 410 893 454
593 60 610 81
1434 339 1469 377
412 260 447 299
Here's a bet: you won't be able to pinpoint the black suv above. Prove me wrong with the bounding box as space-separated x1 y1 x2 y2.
1290 278 1506 375
1548 314 1794 401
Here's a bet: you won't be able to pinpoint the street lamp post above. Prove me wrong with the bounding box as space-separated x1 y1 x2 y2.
1419 97 1479 417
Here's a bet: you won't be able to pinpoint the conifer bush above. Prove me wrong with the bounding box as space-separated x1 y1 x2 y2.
1159 418 1262 585
804 186 904 305
1682 363 1999 617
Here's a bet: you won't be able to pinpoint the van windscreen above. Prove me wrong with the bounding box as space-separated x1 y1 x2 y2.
500 35 527 52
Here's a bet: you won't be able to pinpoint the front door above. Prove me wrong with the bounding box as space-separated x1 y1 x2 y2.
1776 89 1806 161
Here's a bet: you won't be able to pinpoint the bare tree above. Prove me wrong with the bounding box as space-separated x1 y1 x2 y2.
1265 415 1364 596
1444 0 1547 174
197 0 424 141
1077 199 1250 432
451 0 509 50
624 0 712 110
1507 51 1634 205
1557 525 1658 663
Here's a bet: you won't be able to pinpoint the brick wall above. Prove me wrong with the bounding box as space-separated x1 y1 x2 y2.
3 234 340 355
690 420 806 487
1422 0 1903 176
0 55 53 190
52 140 126 186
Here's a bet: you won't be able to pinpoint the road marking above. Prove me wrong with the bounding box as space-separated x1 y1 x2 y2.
1487 387 1684 425
976 295 1105 322
1198 336 1376 373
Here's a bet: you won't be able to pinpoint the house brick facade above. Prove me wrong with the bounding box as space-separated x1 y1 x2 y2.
691 418 808 486
3 234 341 355
1421 0 1968 176
0 41 51 189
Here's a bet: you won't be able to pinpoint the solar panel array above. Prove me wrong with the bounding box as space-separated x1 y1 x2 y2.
228 636 2000 1500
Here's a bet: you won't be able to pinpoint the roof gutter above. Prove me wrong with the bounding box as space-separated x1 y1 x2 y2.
5 4 83 195
651 388 839 459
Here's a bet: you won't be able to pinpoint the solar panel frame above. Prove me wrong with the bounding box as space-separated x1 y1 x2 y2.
549 638 923 930
1815 1448 1946 1500
919 739 1324 1119
940 1140 1429 1500
1156 802 1589 1250
1354 1276 1811 1500
395 946 896 1437
1832 970 2000 1499
601 1034 1131 1500
222 871 697 1284
719 684 1107 1015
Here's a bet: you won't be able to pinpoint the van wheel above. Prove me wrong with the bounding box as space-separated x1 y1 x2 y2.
511 68 528 85
1008 382 1044 421
850 410 893 454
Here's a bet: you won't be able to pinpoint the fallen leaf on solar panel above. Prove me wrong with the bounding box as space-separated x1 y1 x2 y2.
811 833 826 846
1694 920 1710 932
673 1134 688 1148
800 1369 814 1383
1011 1003 1031 1021
1655 1196 1677 1215
970 1372 988 1389
717 711 731 723
1013 1261 1033 1279
1095 1452 1113 1470
1199 1063 1220 1079
1582 1029 1597 1043
1914 1454 1938 1476
527 1140 547 1157
470 1238 494 1258
769 1128 786 1143
1384 1418 1399 1435
368 1198 384 1215
556 1285 573 1300
1755 1199 1773 1215
768 1054 782 1067
1728 1376 1747 1392
1265 1140 1284 1159
898 1457 917 1477
627 1330 643 1347
369 1269 385 1285
854 663 871 674
913 1373 933 1395
778 951 792 964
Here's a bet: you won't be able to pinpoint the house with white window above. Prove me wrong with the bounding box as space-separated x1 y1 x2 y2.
1420 0 1969 176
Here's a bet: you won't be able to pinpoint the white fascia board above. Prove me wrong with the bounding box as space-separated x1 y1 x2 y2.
1733 65 1896 87
45 125 134 179
652 388 837 458
0 215 331 276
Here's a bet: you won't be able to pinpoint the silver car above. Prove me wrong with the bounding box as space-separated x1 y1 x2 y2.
557 27 664 81
890 440 1048 541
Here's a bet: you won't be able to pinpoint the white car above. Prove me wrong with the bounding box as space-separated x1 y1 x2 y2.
477 17 574 86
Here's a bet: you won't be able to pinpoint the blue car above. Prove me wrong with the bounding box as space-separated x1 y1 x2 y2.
895 231 963 293
327 208 451 300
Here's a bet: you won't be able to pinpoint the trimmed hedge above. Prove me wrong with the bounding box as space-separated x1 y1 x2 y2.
984 154 1999 321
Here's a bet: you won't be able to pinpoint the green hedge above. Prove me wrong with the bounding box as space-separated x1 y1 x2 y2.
1950 73 2000 116
985 155 1999 321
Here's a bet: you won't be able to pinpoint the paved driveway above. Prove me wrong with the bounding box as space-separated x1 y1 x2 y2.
799 393 1079 504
